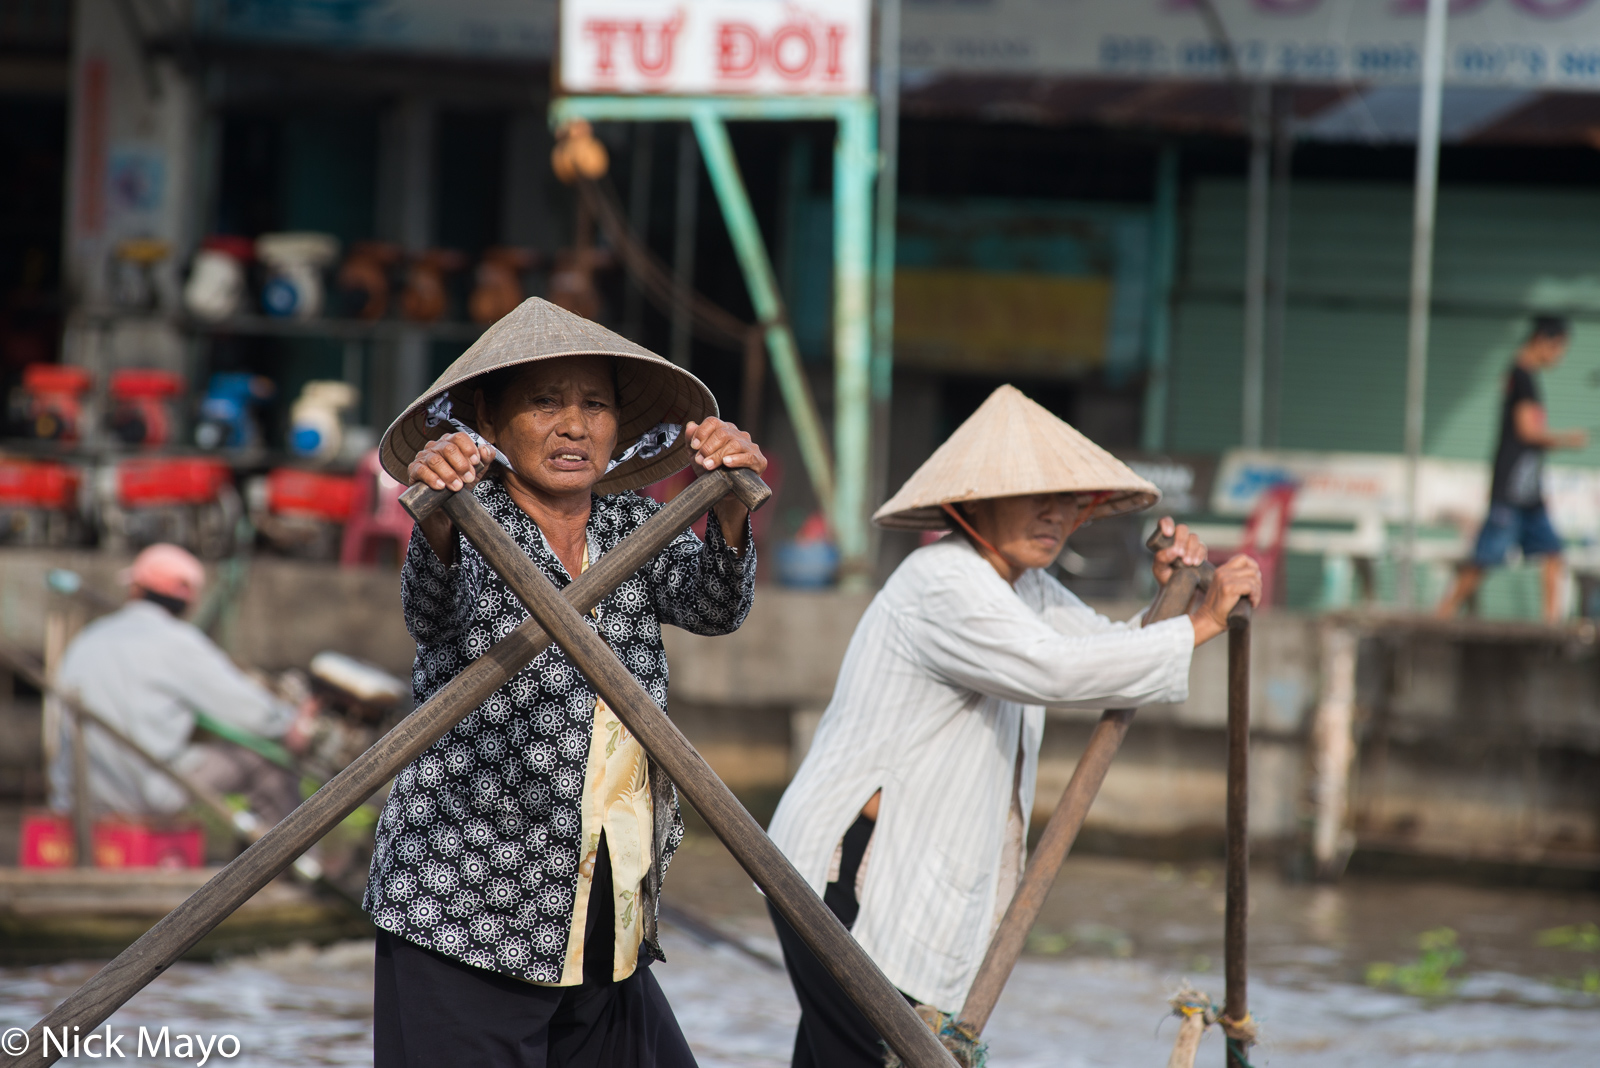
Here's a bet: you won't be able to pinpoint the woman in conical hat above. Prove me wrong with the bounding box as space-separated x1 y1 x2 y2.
366 297 766 1068
767 385 1259 1067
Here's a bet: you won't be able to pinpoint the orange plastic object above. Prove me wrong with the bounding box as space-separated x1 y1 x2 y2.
267 468 356 523
117 456 233 507
469 247 536 325
337 240 402 321
400 248 467 323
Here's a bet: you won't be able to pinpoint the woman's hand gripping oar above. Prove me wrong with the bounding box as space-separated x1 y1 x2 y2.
4 467 768 1068
956 528 1250 1040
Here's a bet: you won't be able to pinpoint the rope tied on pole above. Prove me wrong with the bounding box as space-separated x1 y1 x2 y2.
1219 1011 1259 1046
884 1005 986 1068
1163 984 1259 1068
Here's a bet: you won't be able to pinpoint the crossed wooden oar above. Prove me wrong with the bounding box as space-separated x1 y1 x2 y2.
3 467 957 1068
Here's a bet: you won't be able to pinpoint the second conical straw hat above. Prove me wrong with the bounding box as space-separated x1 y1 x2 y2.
873 385 1159 530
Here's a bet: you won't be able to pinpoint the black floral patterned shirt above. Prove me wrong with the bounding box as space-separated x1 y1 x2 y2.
364 477 755 982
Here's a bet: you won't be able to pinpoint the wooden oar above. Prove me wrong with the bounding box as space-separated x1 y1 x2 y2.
957 530 1216 1035
1221 602 1256 1065
4 467 766 1068
425 477 958 1068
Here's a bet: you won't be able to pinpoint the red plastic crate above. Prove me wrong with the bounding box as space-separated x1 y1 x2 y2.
20 812 206 869
93 816 205 869
22 363 92 396
0 459 80 510
117 457 233 507
19 811 74 868
267 468 356 523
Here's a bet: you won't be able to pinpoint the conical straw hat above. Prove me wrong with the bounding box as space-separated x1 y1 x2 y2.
379 297 717 494
873 385 1159 530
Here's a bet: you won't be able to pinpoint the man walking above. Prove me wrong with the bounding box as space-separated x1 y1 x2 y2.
1437 317 1588 623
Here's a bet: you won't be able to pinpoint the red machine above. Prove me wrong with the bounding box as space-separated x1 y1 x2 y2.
266 468 356 523
254 467 359 560
21 363 92 442
0 458 80 510
117 456 233 507
0 458 84 546
108 368 186 446
111 456 240 557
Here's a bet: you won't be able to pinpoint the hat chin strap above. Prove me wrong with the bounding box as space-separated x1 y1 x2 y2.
942 502 1007 563
941 492 1112 572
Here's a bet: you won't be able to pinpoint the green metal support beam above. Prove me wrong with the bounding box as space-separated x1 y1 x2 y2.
869 0 902 570
688 109 836 532
830 101 877 585
1140 146 1180 453
550 94 879 584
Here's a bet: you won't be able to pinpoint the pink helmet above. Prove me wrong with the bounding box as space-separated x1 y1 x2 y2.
124 543 206 604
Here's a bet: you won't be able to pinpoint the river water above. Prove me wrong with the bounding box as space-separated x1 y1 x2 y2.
3 847 1597 1066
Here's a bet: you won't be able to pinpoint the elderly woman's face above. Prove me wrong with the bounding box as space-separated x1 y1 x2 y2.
476 355 619 499
967 493 1083 572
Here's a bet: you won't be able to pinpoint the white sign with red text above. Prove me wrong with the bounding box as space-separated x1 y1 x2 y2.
559 0 869 95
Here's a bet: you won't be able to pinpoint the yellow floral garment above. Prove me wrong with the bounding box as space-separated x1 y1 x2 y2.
547 548 654 986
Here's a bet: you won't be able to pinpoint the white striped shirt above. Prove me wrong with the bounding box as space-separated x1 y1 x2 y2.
767 535 1195 1010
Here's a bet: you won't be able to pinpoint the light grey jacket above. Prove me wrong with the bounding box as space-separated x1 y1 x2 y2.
49 600 294 814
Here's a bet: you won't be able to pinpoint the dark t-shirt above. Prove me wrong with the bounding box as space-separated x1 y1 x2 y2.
1490 365 1544 506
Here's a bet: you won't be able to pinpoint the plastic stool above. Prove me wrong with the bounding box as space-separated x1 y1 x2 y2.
339 449 413 567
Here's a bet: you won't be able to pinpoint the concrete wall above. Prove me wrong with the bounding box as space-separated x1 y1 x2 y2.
4 548 1595 875
0 549 415 677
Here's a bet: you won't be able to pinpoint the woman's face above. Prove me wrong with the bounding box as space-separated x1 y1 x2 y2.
966 493 1083 572
476 355 620 500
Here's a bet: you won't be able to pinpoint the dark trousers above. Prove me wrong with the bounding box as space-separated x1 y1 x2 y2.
770 815 910 1068
375 835 697 1068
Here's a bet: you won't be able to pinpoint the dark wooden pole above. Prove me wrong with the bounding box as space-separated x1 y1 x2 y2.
6 469 759 1068
437 487 958 1068
1223 602 1254 1065
69 705 92 868
957 533 1210 1034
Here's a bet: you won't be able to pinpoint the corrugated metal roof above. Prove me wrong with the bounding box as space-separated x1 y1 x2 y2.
900 75 1600 147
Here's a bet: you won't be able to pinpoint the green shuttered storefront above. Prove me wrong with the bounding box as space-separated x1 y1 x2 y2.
1164 179 1600 615
1167 179 1600 469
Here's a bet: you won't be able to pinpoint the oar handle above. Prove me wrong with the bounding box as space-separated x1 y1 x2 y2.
402 462 771 523
1144 526 1215 623
1146 527 1256 626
